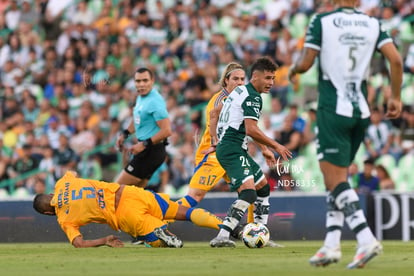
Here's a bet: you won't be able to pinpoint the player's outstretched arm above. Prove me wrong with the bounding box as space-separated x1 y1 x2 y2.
72 235 124 248
245 119 292 161
255 142 276 168
271 142 293 162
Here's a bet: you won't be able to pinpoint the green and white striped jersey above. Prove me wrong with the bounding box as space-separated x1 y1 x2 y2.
217 83 262 150
305 7 393 118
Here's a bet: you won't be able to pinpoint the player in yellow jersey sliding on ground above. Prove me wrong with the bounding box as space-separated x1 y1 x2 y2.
33 171 223 248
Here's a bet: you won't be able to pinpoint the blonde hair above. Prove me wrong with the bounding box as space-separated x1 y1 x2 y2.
218 62 244 88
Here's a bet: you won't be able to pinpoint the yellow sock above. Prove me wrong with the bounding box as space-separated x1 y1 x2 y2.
176 197 191 207
177 195 197 208
169 196 197 224
247 204 254 223
189 208 222 230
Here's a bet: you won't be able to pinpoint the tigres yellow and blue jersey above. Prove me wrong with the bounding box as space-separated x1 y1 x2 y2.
50 171 120 243
194 89 229 165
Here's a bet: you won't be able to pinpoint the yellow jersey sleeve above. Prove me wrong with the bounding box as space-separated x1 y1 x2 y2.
194 90 228 164
61 222 82 244
51 172 121 243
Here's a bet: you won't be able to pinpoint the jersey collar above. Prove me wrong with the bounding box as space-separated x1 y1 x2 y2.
246 82 259 95
141 88 156 97
222 87 230 96
337 7 356 13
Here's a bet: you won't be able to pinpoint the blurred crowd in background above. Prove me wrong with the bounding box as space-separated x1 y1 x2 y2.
0 0 414 198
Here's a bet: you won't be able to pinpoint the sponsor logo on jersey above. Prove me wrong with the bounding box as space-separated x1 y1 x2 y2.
127 165 134 172
338 33 368 45
97 189 105 209
333 17 369 29
246 102 260 107
246 101 260 107
334 17 352 28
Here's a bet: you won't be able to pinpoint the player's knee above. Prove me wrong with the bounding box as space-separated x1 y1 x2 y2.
256 184 270 197
182 193 201 207
175 204 189 220
239 189 257 204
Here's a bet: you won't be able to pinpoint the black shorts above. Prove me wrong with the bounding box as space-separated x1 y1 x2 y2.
124 143 166 180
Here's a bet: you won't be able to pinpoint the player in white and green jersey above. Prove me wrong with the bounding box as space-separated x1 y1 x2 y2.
305 7 391 119
289 0 403 269
210 57 292 248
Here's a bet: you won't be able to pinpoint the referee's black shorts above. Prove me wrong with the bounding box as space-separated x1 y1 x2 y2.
124 142 166 180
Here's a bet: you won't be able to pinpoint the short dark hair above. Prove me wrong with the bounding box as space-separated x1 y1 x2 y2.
135 67 154 79
33 194 51 214
250 56 278 78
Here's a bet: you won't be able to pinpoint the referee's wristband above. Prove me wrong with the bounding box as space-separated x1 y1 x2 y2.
122 129 130 139
142 138 153 148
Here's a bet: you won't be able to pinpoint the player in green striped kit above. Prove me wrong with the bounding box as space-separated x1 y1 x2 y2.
210 57 292 247
289 0 403 269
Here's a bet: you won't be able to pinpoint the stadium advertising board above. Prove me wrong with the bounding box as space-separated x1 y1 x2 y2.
0 193 366 242
2 193 412 242
374 192 414 241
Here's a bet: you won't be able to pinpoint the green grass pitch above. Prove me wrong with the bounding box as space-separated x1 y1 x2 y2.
0 241 413 275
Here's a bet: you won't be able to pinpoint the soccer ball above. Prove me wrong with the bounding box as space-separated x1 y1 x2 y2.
242 222 270 248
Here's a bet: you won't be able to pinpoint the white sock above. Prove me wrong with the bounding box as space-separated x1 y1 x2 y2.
217 228 230 239
356 227 376 247
324 230 341 249
333 183 376 247
324 210 344 249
